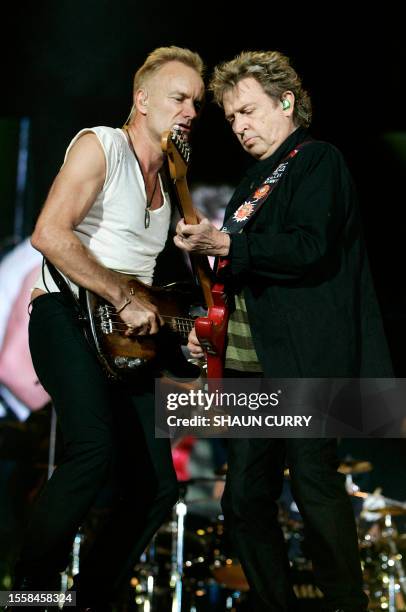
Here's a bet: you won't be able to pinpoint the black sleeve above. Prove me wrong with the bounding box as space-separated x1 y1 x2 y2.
229 144 352 282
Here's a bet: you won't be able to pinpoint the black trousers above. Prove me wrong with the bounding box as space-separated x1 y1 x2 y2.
222 436 368 612
19 293 178 602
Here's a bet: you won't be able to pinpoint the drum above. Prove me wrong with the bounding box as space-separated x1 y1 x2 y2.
201 514 250 592
359 533 406 611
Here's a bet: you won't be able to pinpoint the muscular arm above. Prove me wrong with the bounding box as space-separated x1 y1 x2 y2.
31 133 159 334
31 133 125 303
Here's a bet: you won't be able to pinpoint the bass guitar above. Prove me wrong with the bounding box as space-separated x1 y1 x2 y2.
80 274 201 381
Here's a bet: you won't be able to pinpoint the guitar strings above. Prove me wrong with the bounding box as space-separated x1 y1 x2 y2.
102 320 194 329
96 313 194 335
103 310 195 322
101 308 195 325
103 314 195 326
98 326 193 338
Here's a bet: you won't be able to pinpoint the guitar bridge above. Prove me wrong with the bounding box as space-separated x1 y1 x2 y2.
97 305 114 334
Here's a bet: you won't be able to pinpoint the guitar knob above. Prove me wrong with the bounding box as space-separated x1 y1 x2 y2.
128 358 144 368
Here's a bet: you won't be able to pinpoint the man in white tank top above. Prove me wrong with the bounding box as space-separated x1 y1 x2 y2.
9 47 205 611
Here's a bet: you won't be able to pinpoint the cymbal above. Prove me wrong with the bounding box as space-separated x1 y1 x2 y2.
283 461 372 479
350 490 369 499
338 460 373 475
217 461 372 479
370 506 406 517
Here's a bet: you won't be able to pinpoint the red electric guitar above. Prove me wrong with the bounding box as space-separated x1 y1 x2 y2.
161 128 229 378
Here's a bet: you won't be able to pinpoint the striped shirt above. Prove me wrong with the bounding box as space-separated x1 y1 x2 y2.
225 293 263 373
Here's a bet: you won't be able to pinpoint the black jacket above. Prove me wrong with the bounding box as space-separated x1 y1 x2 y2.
224 127 393 378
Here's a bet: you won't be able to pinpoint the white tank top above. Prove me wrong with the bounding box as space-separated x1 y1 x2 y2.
34 126 171 294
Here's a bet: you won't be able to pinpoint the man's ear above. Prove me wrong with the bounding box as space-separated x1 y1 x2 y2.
280 90 295 116
134 88 149 114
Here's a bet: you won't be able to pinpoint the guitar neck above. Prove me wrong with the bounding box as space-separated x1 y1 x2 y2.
173 178 214 308
161 129 214 309
174 179 198 225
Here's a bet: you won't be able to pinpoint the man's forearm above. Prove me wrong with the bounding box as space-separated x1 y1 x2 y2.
31 228 128 306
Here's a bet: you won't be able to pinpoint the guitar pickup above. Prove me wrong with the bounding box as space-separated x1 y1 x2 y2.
114 356 146 369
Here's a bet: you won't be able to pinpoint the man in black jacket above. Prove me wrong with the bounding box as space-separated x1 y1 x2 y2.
175 50 393 612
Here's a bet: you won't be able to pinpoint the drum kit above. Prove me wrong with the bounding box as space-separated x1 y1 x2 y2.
349 475 406 611
130 475 248 612
129 460 406 612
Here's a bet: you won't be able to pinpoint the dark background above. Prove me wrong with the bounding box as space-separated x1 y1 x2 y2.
0 3 406 584
1 5 405 369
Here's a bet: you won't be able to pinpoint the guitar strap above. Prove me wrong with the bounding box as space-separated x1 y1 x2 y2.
220 140 314 235
44 259 87 323
44 259 108 372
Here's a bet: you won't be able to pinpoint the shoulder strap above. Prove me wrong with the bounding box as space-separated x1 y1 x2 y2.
45 259 87 321
221 140 314 235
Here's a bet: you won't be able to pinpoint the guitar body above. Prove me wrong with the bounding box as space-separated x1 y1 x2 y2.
80 276 201 381
194 281 229 378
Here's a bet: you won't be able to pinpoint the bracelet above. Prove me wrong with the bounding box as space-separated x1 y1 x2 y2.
115 296 132 314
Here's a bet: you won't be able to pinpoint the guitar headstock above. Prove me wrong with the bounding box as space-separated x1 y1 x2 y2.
161 126 191 181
